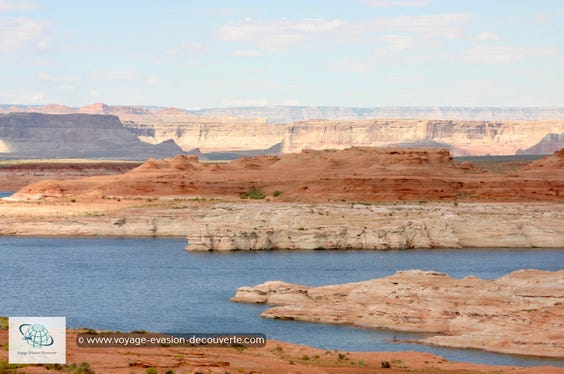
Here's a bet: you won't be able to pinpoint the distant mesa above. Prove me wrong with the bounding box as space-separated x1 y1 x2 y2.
516 132 564 155
1 103 563 157
0 112 182 160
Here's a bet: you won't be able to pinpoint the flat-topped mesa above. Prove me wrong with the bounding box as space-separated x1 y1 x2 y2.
8 147 564 202
0 112 183 159
230 269 564 358
2 104 564 155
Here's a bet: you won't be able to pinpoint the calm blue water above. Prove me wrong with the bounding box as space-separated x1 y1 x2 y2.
0 192 12 198
0 237 562 367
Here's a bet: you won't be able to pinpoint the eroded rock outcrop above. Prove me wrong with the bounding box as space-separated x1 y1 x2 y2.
183 202 563 251
8 147 564 202
231 270 564 358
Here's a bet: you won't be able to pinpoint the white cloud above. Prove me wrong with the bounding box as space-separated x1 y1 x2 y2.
38 72 77 82
460 45 559 64
165 42 207 56
221 98 269 107
534 13 548 23
474 31 501 41
218 14 471 51
89 70 137 79
375 34 417 51
333 60 368 73
364 14 471 38
56 84 75 91
364 0 432 8
233 50 263 57
146 77 160 85
218 18 343 51
0 18 49 53
0 1 37 12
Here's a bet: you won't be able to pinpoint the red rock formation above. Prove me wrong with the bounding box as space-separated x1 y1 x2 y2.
10 147 564 202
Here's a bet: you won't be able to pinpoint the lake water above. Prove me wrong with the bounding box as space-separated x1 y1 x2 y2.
0 237 562 367
0 192 13 198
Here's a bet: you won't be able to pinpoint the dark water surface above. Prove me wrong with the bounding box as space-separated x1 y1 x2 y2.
0 237 562 367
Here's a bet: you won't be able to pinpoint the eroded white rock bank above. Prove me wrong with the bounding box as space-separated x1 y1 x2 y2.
185 202 564 251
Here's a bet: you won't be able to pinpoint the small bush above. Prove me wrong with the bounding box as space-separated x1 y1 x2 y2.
146 368 157 374
241 186 265 200
300 354 310 360
381 360 391 368
272 190 282 197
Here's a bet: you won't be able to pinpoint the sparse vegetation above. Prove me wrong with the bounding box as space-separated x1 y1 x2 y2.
273 190 283 197
271 345 284 353
84 211 104 217
381 360 391 368
146 367 157 374
241 186 266 199
42 362 95 374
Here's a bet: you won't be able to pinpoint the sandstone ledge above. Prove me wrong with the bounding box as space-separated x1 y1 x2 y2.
184 202 563 250
230 269 564 358
0 201 562 250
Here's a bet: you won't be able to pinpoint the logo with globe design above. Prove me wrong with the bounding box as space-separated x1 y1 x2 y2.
19 323 55 348
9 317 66 364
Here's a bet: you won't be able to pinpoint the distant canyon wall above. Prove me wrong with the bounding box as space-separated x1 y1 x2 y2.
192 106 564 123
1 104 563 157
0 113 182 159
125 118 564 156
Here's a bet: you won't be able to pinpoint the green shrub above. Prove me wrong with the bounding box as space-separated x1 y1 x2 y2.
146 368 157 374
272 190 282 197
241 186 266 199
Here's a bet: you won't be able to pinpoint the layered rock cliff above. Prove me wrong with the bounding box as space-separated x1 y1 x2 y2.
0 113 183 159
123 118 564 156
184 202 563 251
2 104 563 156
231 269 564 357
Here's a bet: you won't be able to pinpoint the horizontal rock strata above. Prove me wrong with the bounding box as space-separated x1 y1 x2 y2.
230 269 564 358
0 202 562 250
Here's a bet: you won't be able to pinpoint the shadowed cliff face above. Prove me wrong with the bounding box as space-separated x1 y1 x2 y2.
0 113 183 159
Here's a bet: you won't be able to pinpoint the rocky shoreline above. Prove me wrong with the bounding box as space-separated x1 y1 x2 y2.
2 329 562 373
0 201 562 250
231 269 564 358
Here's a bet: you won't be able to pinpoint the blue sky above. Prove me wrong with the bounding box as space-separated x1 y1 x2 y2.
0 0 562 108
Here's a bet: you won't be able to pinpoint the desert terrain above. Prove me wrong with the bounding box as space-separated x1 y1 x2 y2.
1 325 563 373
1 148 562 250
0 147 562 371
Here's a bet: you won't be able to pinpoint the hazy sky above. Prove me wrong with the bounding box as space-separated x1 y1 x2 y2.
1 0 563 108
